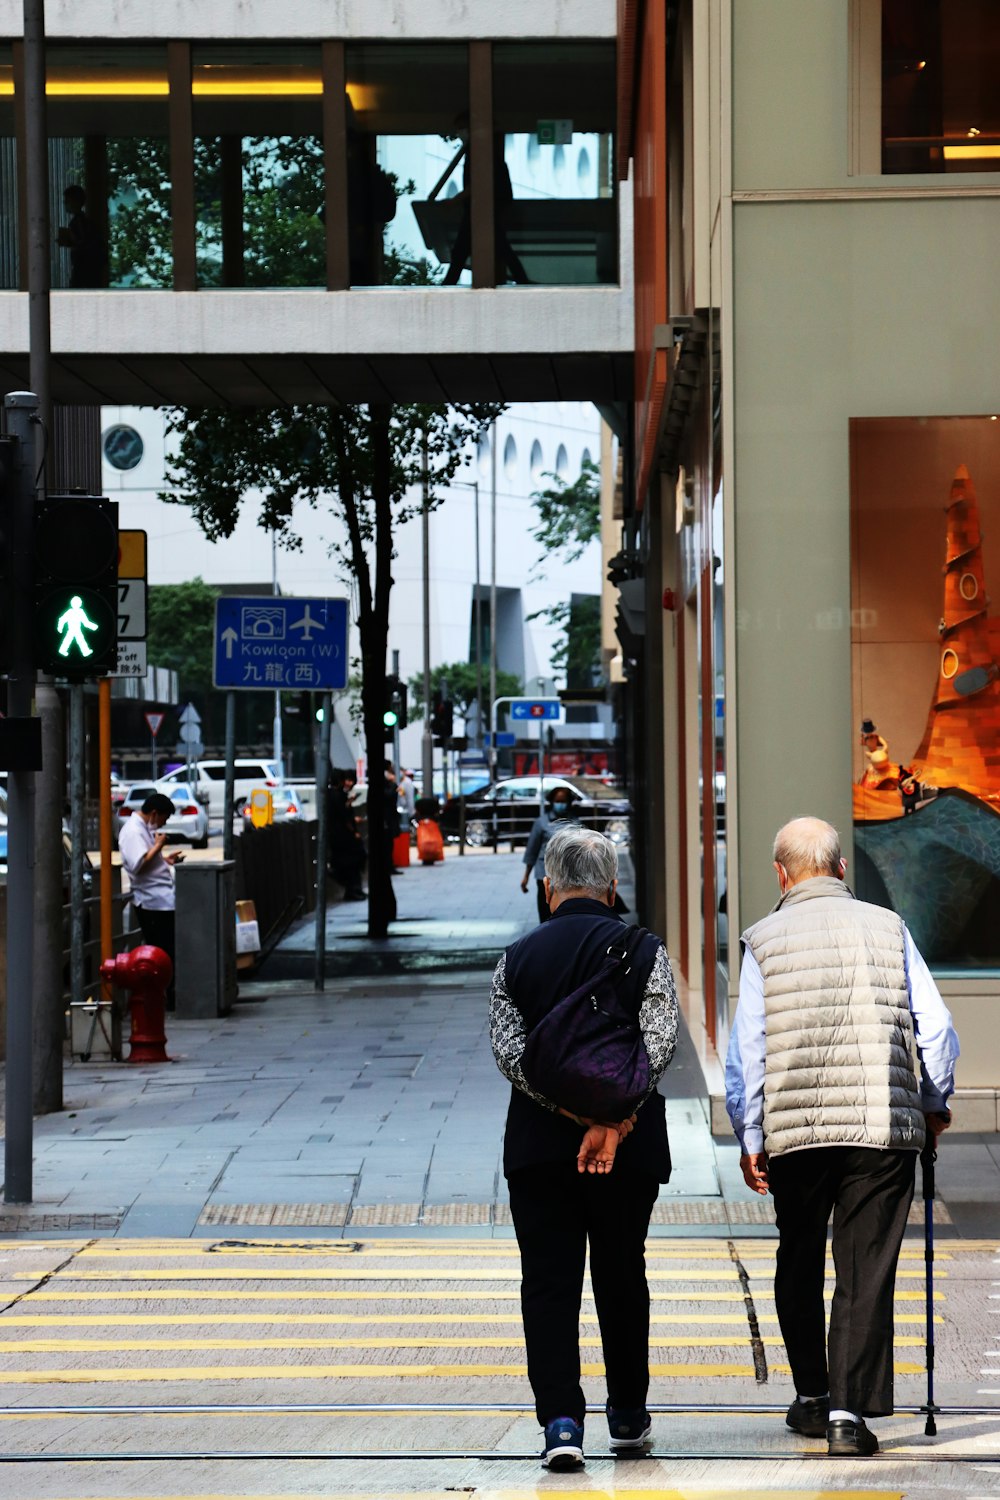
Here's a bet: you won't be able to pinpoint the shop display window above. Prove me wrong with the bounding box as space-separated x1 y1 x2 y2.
882 0 1000 174
851 416 1000 969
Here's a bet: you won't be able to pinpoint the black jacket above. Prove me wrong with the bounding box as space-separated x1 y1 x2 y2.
499 898 672 1181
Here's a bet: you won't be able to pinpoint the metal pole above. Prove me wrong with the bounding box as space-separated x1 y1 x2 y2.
222 690 236 861
313 692 332 991
921 1135 939 1436
150 730 156 780
391 647 401 781
3 393 38 1203
473 480 482 748
272 531 283 785
489 422 498 789
24 0 50 453
69 684 85 1010
421 439 433 800
98 679 113 992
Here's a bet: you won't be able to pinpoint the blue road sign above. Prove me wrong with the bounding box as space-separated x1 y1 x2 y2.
509 698 562 721
213 596 349 691
486 731 517 748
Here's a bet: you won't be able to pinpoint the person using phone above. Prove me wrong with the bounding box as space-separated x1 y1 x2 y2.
118 791 181 1007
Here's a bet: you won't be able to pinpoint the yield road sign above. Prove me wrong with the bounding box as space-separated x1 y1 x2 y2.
213 596 349 691
144 712 165 737
509 698 562 721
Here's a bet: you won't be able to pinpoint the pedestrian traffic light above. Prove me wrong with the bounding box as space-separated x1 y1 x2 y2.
34 495 118 678
431 694 453 744
383 673 405 740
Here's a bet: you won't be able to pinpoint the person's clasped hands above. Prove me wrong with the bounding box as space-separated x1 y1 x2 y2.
560 1108 637 1175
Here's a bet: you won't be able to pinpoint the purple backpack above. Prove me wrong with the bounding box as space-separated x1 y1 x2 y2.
520 927 651 1121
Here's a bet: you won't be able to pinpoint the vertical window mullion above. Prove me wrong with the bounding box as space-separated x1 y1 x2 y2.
12 40 27 291
322 40 349 290
167 40 195 291
469 41 494 288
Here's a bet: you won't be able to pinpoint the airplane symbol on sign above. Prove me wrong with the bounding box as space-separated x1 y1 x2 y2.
290 604 324 642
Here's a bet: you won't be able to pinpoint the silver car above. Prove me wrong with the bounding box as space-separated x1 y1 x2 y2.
116 782 210 849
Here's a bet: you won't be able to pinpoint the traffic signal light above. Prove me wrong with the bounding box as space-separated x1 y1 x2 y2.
383 673 406 739
34 495 118 678
430 693 453 744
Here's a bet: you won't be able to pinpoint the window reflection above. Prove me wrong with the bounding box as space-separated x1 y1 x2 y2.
345 44 468 286
193 47 324 288
493 43 617 285
882 0 1000 174
45 46 172 288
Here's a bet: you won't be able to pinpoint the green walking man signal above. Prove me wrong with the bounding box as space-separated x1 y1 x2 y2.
56 594 99 658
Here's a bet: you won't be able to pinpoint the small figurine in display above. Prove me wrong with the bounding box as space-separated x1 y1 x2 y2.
898 767 920 816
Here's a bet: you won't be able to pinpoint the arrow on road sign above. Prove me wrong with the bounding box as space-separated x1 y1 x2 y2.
178 702 202 726
221 627 238 660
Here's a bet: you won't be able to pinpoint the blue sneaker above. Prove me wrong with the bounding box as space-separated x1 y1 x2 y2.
607 1403 652 1452
541 1416 585 1469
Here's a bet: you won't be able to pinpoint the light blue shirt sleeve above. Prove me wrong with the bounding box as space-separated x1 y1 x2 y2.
903 926 960 1112
725 947 767 1156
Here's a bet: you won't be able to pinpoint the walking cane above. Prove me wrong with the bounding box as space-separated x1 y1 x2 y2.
920 1135 939 1437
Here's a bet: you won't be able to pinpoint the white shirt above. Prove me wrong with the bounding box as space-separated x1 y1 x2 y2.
118 815 175 911
725 925 959 1156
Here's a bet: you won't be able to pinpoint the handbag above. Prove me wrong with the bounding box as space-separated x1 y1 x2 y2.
520 926 651 1121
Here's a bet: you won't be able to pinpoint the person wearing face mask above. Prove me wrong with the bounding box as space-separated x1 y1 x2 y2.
725 816 959 1457
520 787 576 924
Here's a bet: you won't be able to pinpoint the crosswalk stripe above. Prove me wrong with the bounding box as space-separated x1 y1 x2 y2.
12 1267 941 1282
14 1287 943 1302
0 1361 762 1383
0 1335 929 1353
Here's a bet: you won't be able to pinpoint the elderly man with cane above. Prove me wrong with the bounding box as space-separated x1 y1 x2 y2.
726 816 959 1456
490 825 679 1470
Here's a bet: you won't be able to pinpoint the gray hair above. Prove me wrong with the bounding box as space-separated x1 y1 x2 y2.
772 816 841 881
544 825 618 895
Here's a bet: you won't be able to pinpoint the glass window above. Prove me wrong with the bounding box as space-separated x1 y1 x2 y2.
555 443 569 480
45 45 172 288
851 416 1000 970
0 46 17 289
882 0 1000 174
344 44 468 286
192 46 324 288
493 42 617 285
529 439 544 484
503 434 517 480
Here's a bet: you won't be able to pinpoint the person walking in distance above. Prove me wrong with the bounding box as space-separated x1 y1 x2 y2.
520 786 576 924
491 826 679 1470
726 816 959 1456
117 792 183 1008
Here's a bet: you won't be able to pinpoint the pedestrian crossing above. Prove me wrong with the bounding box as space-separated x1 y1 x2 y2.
0 1236 968 1397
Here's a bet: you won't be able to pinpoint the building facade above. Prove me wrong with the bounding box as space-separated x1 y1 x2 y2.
618 0 1000 1117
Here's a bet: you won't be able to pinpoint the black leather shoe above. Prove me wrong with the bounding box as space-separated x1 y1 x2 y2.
785 1396 829 1437
827 1418 878 1456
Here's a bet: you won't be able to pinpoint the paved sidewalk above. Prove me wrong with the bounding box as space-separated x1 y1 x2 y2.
2 853 1000 1237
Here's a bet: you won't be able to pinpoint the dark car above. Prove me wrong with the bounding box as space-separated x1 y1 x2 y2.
439 775 630 849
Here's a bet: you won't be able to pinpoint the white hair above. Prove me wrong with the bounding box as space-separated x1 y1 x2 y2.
773 817 841 881
544 825 618 895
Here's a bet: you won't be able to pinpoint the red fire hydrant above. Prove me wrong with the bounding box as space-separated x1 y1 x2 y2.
99 946 172 1064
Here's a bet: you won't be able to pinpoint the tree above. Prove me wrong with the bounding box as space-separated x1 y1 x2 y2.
161 402 503 939
407 661 522 733
147 578 219 698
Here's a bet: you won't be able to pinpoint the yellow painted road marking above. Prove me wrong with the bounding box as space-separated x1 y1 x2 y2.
0 1494 908 1500
0 1334 929 1354
13 1286 943 1302
0 1311 943 1326
14 1267 756 1282
69 1240 946 1260
0 1361 760 1383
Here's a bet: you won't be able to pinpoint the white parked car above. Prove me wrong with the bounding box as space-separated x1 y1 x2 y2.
116 782 210 849
158 758 281 817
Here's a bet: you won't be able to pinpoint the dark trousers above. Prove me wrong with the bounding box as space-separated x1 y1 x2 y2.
769 1145 916 1416
508 1163 659 1426
535 879 551 924
134 906 176 1007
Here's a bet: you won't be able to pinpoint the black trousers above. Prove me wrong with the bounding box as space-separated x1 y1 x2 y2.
508 1163 659 1426
134 906 176 1007
769 1145 916 1416
535 879 551 924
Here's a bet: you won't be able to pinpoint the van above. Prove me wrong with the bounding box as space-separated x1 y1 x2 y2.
158 759 281 818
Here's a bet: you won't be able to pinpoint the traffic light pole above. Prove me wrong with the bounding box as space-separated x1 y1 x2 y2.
313 691 332 992
3 392 39 1203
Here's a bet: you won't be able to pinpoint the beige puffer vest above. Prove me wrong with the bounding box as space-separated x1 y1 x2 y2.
741 877 925 1157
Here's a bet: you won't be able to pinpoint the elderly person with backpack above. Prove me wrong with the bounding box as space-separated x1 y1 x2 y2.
490 825 679 1471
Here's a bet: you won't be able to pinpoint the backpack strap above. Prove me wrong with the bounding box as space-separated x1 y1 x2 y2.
604 924 651 987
